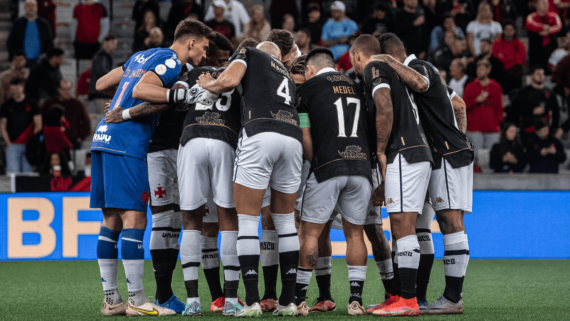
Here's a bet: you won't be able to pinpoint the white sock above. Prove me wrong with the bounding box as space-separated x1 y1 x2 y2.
376 259 394 280
181 230 201 298
220 231 240 299
260 230 279 267
99 259 122 305
186 297 200 304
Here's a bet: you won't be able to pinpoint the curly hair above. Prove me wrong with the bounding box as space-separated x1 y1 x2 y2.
290 55 307 75
267 29 295 57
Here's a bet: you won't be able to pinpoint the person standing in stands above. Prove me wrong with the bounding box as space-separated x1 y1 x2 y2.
321 1 358 60
6 0 53 67
0 50 29 105
525 120 567 173
0 78 41 173
89 35 118 114
24 47 63 105
72 0 110 61
526 0 562 72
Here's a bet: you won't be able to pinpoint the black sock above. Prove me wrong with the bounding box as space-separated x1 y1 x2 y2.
239 255 260 306
151 249 176 304
382 278 394 300
392 252 401 296
278 251 299 306
349 280 364 305
443 276 464 303
224 279 239 299
185 280 199 298
416 253 434 302
315 274 332 300
262 265 279 300
295 267 312 305
203 266 224 301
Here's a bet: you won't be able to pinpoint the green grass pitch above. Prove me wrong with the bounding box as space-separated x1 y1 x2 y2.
1 259 568 320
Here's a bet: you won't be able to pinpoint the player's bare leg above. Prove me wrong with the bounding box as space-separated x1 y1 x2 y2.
180 206 205 315
216 205 243 315
98 209 128 315
260 205 279 312
309 220 337 313
365 224 394 298
269 188 301 316
342 218 367 315
234 184 266 316
296 220 327 315
422 210 467 315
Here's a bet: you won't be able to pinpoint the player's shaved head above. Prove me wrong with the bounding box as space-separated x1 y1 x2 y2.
305 49 335 70
257 41 282 60
378 33 407 60
350 35 381 57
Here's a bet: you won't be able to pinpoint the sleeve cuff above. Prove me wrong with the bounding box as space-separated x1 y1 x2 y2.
372 83 390 97
449 91 457 100
232 59 247 69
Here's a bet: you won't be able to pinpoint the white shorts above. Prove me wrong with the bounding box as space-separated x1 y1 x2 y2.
301 173 372 226
429 159 473 214
178 138 235 211
295 160 311 211
234 129 303 194
385 153 431 214
203 193 219 223
365 165 383 225
148 149 179 206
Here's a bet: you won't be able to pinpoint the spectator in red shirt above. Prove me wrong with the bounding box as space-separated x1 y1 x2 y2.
526 0 562 72
43 105 72 157
205 1 236 45
72 0 109 60
76 67 90 105
464 58 504 171
493 21 526 93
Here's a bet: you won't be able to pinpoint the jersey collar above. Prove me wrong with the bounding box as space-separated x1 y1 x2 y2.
316 67 337 75
403 54 417 66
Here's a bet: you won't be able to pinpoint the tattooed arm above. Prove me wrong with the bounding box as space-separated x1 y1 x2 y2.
367 55 429 93
105 84 185 123
374 88 393 181
451 94 467 133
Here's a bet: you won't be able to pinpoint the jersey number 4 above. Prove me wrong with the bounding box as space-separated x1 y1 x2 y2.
277 77 292 104
334 97 361 138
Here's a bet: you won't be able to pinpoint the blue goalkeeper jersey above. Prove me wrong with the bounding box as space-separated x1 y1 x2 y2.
91 47 182 159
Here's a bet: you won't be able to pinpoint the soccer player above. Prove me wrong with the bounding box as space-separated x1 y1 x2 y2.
369 33 472 315
294 48 371 316
198 36 302 317
91 19 212 316
351 34 433 316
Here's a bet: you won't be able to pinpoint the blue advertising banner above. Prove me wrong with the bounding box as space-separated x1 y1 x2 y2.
0 191 569 260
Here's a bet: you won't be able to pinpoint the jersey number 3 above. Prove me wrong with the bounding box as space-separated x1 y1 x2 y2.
334 97 360 138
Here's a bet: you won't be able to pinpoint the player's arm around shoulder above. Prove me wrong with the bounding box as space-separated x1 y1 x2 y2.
96 67 124 96
367 55 429 93
133 53 183 103
197 59 246 93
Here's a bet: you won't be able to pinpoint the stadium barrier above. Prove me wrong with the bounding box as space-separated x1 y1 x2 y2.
1 191 569 260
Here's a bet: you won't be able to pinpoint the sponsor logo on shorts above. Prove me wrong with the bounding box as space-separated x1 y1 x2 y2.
196 111 225 126
435 197 445 204
386 198 395 204
162 233 180 238
271 110 298 126
141 191 150 205
154 186 166 199
338 145 367 160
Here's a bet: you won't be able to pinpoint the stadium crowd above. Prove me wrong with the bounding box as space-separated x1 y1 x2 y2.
0 0 568 179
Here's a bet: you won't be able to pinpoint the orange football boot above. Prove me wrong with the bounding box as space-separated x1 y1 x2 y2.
373 297 419 316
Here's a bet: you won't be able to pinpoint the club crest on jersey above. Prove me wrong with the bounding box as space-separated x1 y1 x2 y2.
271 110 298 126
338 145 367 160
155 64 167 75
196 112 225 125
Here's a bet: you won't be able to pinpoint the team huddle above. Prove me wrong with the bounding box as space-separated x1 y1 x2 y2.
91 18 473 317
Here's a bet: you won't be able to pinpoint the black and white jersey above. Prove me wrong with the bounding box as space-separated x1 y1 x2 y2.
405 56 474 169
148 63 193 153
230 47 303 143
178 66 242 149
363 61 432 165
297 70 371 183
